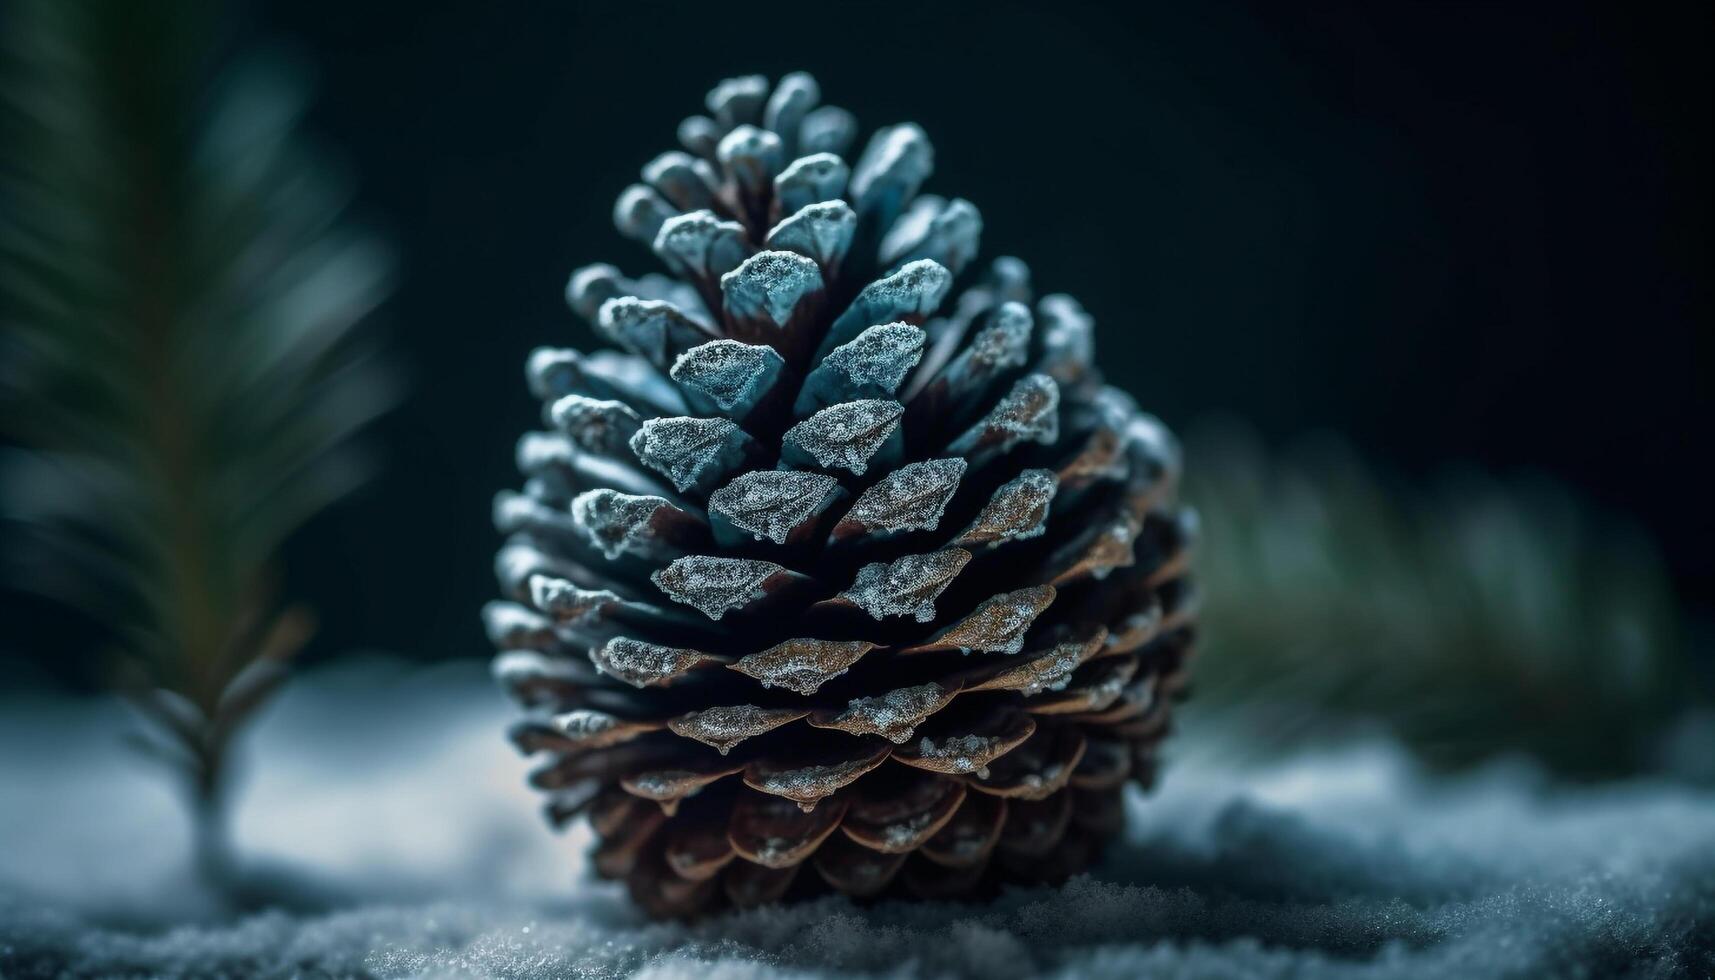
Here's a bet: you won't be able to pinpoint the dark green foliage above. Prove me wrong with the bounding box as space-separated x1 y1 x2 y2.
1184 422 1693 776
0 0 394 881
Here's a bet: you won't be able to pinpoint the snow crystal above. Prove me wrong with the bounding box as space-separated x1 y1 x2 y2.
963 302 1033 373
641 152 718 214
912 586 1056 656
526 574 619 623
798 105 857 158
879 196 983 276
549 709 641 748
746 749 887 810
1036 292 1094 378
716 125 785 192
705 75 768 127
914 734 999 776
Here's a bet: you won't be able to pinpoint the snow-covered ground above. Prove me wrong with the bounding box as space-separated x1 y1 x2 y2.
2 658 1711 978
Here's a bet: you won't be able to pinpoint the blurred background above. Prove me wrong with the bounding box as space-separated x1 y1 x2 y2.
1 0 1711 924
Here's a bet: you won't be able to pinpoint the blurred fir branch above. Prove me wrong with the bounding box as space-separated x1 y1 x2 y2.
0 0 396 886
1181 420 1699 777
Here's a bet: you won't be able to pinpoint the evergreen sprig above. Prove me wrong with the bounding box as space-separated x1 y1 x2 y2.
1182 422 1694 776
0 0 395 884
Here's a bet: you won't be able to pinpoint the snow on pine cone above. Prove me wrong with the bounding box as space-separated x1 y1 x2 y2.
488 72 1198 917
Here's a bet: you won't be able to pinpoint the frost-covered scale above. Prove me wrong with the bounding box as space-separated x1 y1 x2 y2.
488 72 1199 917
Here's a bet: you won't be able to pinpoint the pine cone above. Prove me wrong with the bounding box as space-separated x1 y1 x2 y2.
488 72 1198 917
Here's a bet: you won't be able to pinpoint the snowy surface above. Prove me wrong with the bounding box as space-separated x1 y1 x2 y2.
2 658 1711 979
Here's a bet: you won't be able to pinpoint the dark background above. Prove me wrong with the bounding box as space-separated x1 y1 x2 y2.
11 0 1712 679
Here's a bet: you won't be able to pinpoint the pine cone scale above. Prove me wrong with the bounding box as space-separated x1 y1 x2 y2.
491 72 1198 916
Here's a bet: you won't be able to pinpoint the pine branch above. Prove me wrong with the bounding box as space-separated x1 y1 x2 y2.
0 0 396 883
1181 421 1695 776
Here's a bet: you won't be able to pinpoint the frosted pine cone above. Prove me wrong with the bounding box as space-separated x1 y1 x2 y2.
488 72 1198 917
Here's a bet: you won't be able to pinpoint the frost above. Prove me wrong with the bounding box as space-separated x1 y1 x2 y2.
797 323 926 416
3 665 1713 979
641 152 717 213
840 549 970 622
597 297 707 367
526 575 619 623
813 683 952 743
763 72 818 152
550 395 642 456
548 709 650 749
765 200 857 269
652 210 749 281
704 75 768 126
835 457 964 539
949 373 1060 459
669 340 784 416
915 734 999 775
745 746 888 810
880 196 983 276
651 556 786 620
782 399 903 475
912 585 1056 655
1048 513 1140 584
720 250 823 328
773 153 850 216
589 637 713 688
570 489 673 559
824 259 951 353
961 302 1033 374
798 104 857 157
629 416 755 494
728 639 872 695
668 705 805 755
849 123 934 223
708 470 840 544
955 468 1058 548
613 183 674 244
1037 292 1095 379
716 125 785 194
